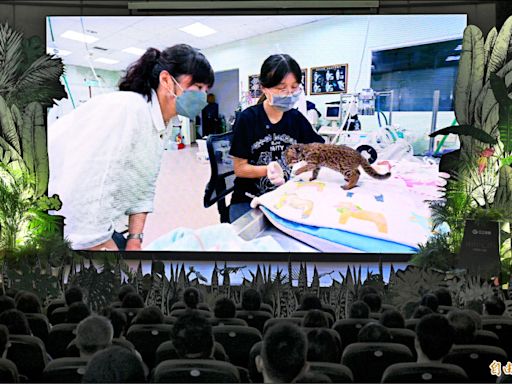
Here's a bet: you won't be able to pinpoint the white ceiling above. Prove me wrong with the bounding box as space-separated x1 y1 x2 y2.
47 15 332 71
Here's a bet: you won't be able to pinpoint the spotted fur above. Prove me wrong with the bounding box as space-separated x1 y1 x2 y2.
285 143 391 190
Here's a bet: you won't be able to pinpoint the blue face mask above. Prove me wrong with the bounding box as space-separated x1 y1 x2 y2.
270 90 302 112
170 78 208 119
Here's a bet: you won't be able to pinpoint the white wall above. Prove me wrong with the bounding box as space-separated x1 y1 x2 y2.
203 15 466 154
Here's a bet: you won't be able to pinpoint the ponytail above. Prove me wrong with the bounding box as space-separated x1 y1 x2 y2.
119 47 161 101
119 44 214 102
257 93 267 104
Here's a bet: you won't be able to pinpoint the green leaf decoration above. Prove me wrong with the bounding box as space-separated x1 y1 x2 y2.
484 27 498 79
0 95 21 154
22 102 47 198
487 17 512 82
455 25 484 126
0 22 23 94
429 125 498 144
490 73 512 152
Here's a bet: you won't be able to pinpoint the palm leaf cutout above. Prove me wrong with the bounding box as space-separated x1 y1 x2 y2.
429 125 498 144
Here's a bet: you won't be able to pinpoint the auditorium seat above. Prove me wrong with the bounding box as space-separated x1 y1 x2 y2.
235 310 272 333
333 318 376 351
41 357 89 383
152 359 240 383
213 325 262 368
382 362 468 383
125 323 174 369
7 334 49 381
309 361 354 383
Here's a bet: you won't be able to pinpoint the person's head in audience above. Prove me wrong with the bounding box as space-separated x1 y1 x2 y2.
118 284 136 302
359 285 379 299
0 325 8 357
416 314 454 363
464 299 483 314
412 305 433 319
133 306 163 324
214 297 236 319
65 286 83 306
462 309 482 330
172 311 214 359
76 316 113 358
0 296 15 315
434 288 452 307
362 293 382 313
242 288 262 311
0 309 30 335
484 295 506 316
66 301 91 323
300 294 322 311
122 292 145 308
256 323 307 383
5 288 18 299
101 307 127 338
447 310 476 344
421 293 439 313
302 310 329 328
15 291 42 314
183 287 200 310
358 322 392 342
349 301 370 319
82 346 145 383
294 372 332 383
380 309 405 328
306 328 340 363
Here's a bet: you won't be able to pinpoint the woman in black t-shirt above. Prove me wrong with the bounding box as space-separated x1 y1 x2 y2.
229 54 324 222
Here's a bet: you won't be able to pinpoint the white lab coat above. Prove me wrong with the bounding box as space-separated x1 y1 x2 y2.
48 90 170 249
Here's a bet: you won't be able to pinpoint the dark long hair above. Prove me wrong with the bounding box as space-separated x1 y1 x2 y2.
119 44 214 102
257 54 302 104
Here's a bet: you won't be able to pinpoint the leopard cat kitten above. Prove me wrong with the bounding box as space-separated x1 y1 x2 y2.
285 143 391 190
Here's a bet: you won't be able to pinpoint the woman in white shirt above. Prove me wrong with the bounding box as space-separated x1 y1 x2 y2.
48 44 214 251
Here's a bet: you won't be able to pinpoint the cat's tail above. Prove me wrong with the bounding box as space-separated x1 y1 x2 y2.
360 158 391 179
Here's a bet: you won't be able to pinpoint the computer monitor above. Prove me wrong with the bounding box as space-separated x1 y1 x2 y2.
325 105 340 121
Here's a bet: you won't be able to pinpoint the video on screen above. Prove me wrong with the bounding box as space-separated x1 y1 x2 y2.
46 14 466 253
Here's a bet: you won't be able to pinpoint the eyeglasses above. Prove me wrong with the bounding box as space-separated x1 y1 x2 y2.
272 86 303 97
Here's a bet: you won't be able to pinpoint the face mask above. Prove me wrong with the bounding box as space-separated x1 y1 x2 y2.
169 78 208 119
270 90 302 112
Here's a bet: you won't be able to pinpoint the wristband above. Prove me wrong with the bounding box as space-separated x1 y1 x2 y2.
126 233 144 242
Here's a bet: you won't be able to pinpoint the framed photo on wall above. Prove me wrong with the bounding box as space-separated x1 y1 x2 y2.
301 68 308 93
310 64 348 95
248 74 262 98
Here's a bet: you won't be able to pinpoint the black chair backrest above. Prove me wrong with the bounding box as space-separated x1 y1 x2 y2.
341 342 414 382
25 313 50 344
49 306 68 325
236 302 274 315
388 328 417 358
210 317 248 327
171 301 211 312
405 318 420 332
382 362 468 383
47 323 77 359
333 318 377 351
41 357 89 383
482 318 512 358
152 359 240 383
7 334 49 381
46 299 65 319
263 317 303 335
213 325 262 368
0 358 19 383
308 361 354 383
235 310 272 332
125 324 174 369
118 307 142 327
437 305 458 315
170 308 212 318
443 344 508 383
474 329 501 347
203 131 235 223
155 340 228 366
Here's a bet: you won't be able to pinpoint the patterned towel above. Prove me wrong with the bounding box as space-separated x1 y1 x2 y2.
255 160 447 251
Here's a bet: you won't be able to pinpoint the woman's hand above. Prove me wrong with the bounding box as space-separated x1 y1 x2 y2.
267 161 285 186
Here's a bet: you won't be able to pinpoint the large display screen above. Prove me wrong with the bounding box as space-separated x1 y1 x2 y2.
46 14 466 253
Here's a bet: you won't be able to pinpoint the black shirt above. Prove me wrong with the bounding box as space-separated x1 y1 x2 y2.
229 103 324 204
